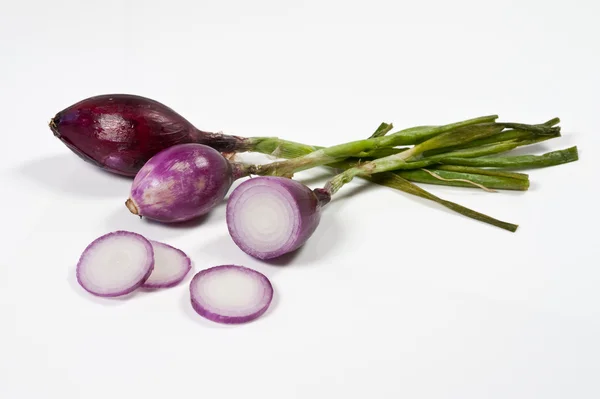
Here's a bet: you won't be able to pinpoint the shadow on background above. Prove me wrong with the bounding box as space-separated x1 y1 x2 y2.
18 154 132 198
103 204 220 241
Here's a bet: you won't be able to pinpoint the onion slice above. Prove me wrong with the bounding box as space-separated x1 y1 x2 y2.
76 231 154 297
142 240 192 288
189 265 273 324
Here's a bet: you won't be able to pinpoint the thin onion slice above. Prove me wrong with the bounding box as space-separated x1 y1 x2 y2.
142 240 192 288
189 265 273 324
76 231 154 297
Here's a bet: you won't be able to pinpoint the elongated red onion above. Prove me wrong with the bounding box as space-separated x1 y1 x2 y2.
49 94 250 176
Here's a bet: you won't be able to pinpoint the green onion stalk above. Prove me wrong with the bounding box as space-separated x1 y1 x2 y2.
367 172 521 232
299 132 573 231
245 118 561 178
320 132 566 197
230 117 577 231
321 145 578 231
439 146 579 169
244 114 498 160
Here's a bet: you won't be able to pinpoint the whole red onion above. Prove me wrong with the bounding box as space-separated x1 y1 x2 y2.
125 143 240 223
49 94 250 176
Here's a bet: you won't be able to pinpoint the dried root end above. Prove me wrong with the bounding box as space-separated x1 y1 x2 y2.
125 198 140 215
48 118 60 137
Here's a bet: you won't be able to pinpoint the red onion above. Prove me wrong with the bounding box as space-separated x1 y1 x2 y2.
226 176 330 260
49 94 249 176
125 143 243 223
76 230 192 296
142 240 192 289
189 265 274 324
76 231 154 297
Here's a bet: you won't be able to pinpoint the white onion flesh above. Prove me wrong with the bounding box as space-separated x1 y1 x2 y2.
189 265 273 324
142 241 191 288
76 231 154 297
232 185 297 254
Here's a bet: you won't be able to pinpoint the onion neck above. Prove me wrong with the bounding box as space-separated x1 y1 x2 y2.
230 162 252 180
313 188 331 207
193 128 253 153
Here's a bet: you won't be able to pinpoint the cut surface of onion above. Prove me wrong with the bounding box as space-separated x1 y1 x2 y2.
142 240 191 288
76 231 154 297
232 183 297 253
226 176 322 260
189 265 273 324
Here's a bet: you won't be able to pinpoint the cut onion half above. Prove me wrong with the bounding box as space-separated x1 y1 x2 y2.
226 176 323 260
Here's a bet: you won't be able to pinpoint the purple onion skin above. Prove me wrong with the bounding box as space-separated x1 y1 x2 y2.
127 143 234 223
226 176 326 260
49 94 246 177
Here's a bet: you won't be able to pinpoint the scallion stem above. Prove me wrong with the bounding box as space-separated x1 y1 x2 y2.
440 147 579 169
396 169 530 191
247 126 574 232
421 125 558 157
366 173 519 232
430 165 529 180
369 122 394 138
248 115 499 176
322 126 561 196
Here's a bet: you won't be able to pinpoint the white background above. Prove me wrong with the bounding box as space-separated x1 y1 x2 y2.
1 1 599 398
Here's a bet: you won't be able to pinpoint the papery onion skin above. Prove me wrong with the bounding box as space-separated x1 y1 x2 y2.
226 176 328 260
49 94 249 176
127 143 235 223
